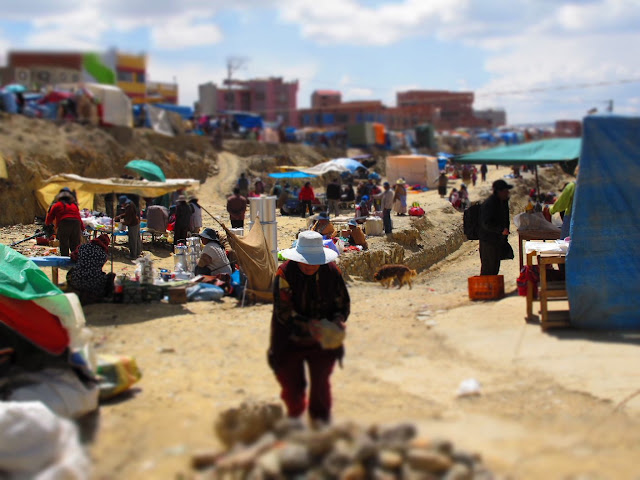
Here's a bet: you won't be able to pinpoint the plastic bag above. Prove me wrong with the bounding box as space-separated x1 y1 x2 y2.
186 283 224 301
409 206 425 216
514 212 561 232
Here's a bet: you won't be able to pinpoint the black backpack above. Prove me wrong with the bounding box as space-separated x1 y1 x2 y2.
463 202 481 240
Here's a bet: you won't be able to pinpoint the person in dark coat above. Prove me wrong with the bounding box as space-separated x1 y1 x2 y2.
268 231 349 425
114 195 141 259
173 194 192 245
479 179 512 275
325 178 341 217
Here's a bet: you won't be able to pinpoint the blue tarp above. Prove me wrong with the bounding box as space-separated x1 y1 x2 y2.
153 103 194 120
222 111 263 129
566 115 640 329
268 172 317 179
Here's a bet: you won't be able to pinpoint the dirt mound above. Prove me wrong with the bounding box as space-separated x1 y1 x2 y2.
0 113 218 225
223 139 346 168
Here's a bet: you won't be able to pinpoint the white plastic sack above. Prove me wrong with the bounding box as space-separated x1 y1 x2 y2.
0 401 90 479
8 368 99 419
186 283 224 301
514 212 561 232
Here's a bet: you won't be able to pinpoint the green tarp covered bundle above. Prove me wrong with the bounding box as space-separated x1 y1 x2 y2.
0 244 62 300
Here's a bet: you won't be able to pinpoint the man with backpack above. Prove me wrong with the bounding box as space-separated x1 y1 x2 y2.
478 179 513 275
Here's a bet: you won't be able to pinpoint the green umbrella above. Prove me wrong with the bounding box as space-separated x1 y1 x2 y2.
124 159 166 182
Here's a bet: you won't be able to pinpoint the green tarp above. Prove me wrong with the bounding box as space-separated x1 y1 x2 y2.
125 159 167 182
0 244 62 300
454 138 581 165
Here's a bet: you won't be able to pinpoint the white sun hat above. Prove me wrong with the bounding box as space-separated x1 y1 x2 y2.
280 230 338 265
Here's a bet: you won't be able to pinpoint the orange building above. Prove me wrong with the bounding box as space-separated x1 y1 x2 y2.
4 49 178 105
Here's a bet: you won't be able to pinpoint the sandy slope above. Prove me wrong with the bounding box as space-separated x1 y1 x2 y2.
3 161 640 480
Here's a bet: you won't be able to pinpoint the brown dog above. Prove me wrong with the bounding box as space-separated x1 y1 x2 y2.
373 264 417 290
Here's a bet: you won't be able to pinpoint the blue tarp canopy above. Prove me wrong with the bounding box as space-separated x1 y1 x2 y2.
153 103 194 120
268 171 317 179
566 115 640 329
222 110 263 129
454 138 581 165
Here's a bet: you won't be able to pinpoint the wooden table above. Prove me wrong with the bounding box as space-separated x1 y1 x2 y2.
525 241 571 331
518 229 562 270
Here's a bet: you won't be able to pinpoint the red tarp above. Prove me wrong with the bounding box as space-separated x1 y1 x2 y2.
0 296 69 355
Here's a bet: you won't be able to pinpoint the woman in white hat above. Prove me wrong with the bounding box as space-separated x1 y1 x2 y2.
393 178 407 216
268 231 350 425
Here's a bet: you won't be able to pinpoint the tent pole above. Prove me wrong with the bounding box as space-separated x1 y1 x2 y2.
110 191 115 273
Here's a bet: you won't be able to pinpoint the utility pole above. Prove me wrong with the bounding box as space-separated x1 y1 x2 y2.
225 56 247 109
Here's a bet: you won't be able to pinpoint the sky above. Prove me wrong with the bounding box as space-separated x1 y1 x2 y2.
1 0 639 125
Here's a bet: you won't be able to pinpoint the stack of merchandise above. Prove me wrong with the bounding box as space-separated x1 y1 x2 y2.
186 237 201 273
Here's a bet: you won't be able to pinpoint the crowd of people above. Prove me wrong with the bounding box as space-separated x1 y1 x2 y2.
36 156 577 430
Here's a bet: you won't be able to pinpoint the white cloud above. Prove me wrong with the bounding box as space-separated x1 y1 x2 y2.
339 74 351 86
150 14 223 49
25 4 109 50
278 0 467 46
343 87 375 101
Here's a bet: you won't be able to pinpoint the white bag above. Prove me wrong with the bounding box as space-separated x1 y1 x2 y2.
514 212 561 232
0 401 90 479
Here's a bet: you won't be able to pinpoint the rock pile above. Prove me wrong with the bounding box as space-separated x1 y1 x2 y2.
193 404 493 479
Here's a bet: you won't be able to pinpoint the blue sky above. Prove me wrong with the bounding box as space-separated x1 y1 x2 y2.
1 0 639 124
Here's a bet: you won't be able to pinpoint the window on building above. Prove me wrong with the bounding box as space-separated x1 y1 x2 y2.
117 71 134 82
255 92 265 101
137 72 145 83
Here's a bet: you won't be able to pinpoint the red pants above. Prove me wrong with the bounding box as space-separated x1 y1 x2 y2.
274 347 337 422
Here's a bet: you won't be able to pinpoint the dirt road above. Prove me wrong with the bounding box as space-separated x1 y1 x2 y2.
4 160 639 480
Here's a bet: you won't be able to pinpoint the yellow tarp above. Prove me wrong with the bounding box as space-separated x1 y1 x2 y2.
36 173 200 210
0 153 7 179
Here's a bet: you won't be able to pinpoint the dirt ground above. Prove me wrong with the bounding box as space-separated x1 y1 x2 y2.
3 158 640 480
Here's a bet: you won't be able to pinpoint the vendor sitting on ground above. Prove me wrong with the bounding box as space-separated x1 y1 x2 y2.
346 219 368 250
66 234 115 304
311 212 336 237
196 228 233 276
355 195 370 223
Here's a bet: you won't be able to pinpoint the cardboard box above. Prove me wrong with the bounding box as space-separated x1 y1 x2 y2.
168 286 188 304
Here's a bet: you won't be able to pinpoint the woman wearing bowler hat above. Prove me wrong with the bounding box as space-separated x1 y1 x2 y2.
268 231 350 425
195 228 232 276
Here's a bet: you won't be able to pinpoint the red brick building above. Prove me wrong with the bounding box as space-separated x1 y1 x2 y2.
298 89 500 130
311 90 341 108
217 77 299 126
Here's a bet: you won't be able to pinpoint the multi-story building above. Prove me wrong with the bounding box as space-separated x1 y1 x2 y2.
298 89 500 131
311 90 341 109
3 49 178 105
473 109 507 128
298 100 385 128
217 77 298 126
397 90 476 130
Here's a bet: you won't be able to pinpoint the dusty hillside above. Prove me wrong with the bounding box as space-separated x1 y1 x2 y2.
0 114 221 226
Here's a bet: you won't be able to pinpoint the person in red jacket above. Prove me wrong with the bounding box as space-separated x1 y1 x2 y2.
45 189 84 256
298 182 315 218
